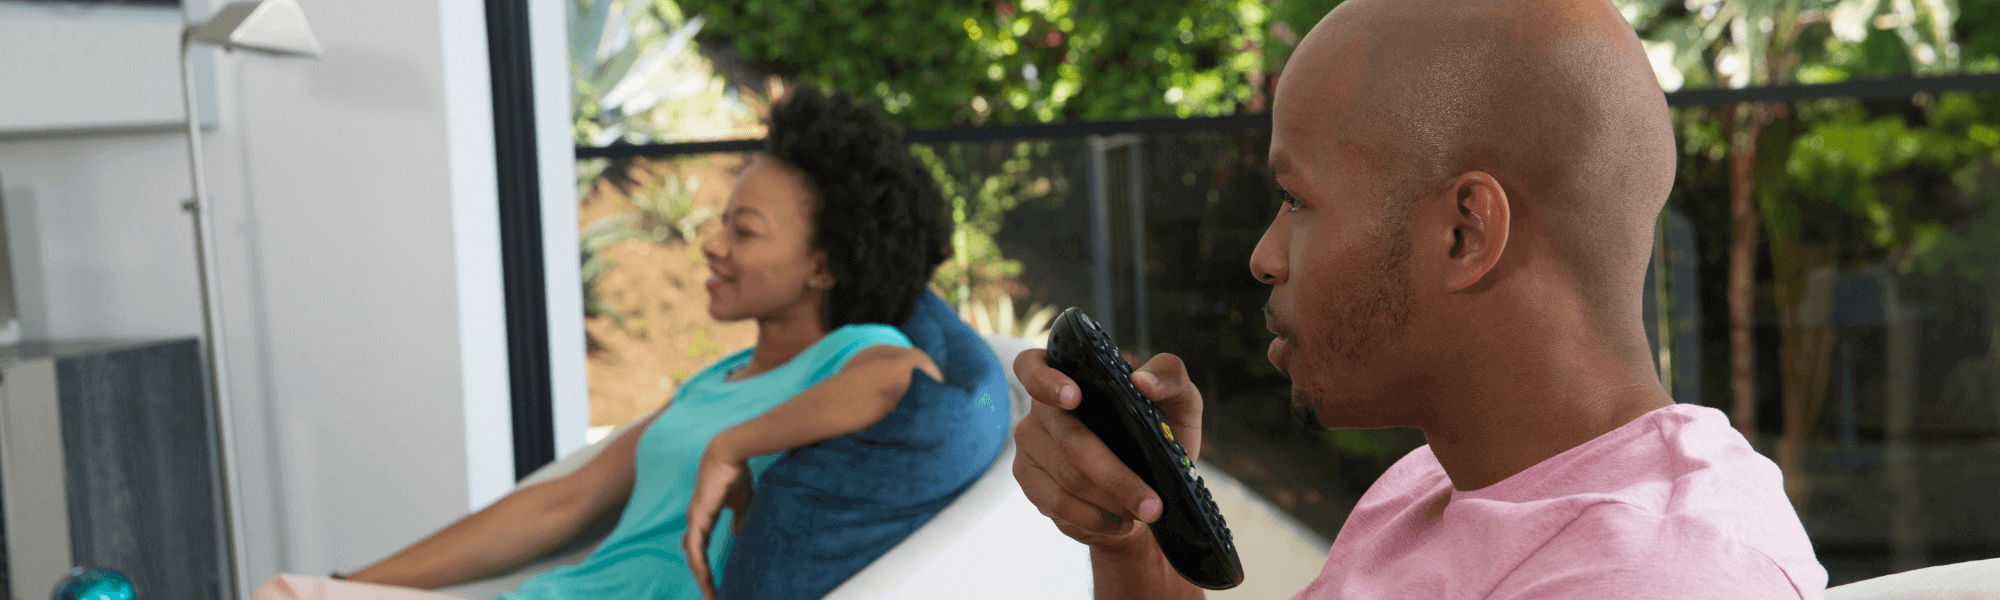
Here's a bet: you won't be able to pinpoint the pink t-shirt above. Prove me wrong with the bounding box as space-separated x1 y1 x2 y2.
1291 404 1827 599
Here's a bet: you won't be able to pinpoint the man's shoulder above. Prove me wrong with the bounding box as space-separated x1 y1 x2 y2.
1469 405 1825 598
1484 502 1821 600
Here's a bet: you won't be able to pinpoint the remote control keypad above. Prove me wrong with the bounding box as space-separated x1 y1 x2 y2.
1049 308 1243 589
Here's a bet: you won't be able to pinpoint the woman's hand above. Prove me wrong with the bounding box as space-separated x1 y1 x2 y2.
678 343 943 600
683 448 753 600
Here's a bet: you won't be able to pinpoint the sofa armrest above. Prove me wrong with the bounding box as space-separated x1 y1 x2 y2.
1825 557 2000 600
822 333 1093 598
446 334 1044 600
434 410 660 599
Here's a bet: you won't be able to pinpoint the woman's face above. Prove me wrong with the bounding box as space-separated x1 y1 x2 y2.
701 155 829 324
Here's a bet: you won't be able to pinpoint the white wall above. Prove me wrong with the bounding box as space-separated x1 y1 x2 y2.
0 1 219 133
0 0 584 590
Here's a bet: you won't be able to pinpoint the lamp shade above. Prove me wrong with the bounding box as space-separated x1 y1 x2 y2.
188 0 322 57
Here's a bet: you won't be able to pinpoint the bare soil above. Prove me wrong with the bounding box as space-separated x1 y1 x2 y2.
583 155 757 427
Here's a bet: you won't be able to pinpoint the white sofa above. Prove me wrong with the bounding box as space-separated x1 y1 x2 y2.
438 334 1093 599
435 333 2000 599
1823 558 2000 600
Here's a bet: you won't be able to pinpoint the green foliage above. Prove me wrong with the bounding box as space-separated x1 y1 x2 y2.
570 0 759 146
914 141 1065 307
1963 0 2000 73
1743 93 2000 272
581 169 715 325
680 0 1270 127
1622 0 1962 92
1627 0 1992 269
1914 207 2000 280
674 0 1293 321
1266 0 1343 73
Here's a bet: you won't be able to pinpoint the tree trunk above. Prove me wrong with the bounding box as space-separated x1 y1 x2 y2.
1884 275 1926 572
1728 105 1767 444
1773 262 1835 514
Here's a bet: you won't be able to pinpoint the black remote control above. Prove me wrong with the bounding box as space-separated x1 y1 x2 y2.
1045 308 1244 590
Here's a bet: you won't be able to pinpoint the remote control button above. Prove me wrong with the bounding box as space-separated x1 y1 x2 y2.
1160 423 1175 442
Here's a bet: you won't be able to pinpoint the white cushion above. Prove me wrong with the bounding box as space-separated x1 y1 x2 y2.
820 334 1094 598
443 333 1332 600
1825 558 2000 600
439 334 1063 599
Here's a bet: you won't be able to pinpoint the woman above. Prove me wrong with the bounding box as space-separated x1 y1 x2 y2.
253 85 956 600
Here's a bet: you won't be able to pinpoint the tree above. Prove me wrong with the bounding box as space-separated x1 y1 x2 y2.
1620 0 1964 513
679 0 1270 127
675 0 1278 310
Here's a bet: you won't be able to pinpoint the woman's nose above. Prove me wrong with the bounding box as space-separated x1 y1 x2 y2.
700 232 724 261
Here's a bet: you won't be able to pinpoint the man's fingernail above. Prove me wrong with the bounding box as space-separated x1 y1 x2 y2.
1139 498 1162 522
1133 371 1158 390
1060 384 1079 408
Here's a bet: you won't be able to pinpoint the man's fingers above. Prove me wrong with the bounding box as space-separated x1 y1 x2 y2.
1014 348 1081 410
1131 353 1195 404
1015 415 1154 525
1131 353 1204 461
1014 441 1139 538
1027 404 1163 522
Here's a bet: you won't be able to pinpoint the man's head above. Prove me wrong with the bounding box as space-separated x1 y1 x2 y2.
1253 0 1678 430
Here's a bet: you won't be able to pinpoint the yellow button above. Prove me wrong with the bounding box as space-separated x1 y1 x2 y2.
1160 423 1175 441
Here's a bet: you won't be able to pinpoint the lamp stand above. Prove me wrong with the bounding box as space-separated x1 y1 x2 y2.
180 29 251 600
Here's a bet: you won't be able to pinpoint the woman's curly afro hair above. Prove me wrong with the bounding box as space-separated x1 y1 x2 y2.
766 85 953 329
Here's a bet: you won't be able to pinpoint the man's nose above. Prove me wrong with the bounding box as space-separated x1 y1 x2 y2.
1249 213 1289 285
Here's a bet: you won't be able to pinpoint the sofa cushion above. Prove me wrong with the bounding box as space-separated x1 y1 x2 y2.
719 291 1013 600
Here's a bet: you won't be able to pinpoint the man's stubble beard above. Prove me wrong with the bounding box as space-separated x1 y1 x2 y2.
1289 222 1415 432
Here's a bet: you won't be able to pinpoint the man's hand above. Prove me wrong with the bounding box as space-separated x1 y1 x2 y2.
1011 350 1205 549
683 449 753 600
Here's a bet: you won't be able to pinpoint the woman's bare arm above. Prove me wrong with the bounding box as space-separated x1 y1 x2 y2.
708 345 940 462
342 408 667 589
682 345 941 598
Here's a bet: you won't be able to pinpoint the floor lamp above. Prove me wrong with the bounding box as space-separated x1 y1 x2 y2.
179 1 320 597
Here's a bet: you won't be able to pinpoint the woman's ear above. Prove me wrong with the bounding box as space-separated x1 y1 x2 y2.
809 251 834 290
1440 171 1510 293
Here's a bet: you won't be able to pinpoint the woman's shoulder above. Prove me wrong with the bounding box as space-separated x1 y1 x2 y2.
824 323 913 349
796 324 912 378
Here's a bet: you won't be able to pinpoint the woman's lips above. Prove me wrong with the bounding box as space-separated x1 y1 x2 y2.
1268 336 1291 374
705 274 725 292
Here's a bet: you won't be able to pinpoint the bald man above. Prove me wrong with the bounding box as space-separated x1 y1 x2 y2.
1009 0 1828 598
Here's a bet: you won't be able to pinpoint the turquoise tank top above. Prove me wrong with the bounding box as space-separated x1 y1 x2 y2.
498 323 911 600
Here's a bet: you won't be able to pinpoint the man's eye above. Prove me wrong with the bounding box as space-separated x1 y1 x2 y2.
1277 189 1303 211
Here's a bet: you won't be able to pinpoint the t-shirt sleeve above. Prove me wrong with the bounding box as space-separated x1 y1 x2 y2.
808 324 914 381
1485 503 1810 600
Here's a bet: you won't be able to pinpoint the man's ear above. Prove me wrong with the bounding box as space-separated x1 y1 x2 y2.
1439 171 1509 292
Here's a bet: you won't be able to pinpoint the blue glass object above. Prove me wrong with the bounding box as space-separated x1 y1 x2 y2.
50 567 134 600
